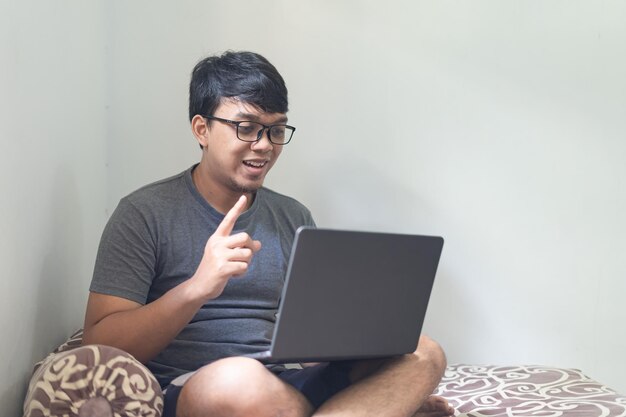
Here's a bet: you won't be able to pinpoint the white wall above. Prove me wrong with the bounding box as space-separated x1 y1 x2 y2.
2 2 624 415
105 0 626 394
0 1 108 416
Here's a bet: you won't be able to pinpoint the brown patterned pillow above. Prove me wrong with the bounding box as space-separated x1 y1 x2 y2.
23 342 163 417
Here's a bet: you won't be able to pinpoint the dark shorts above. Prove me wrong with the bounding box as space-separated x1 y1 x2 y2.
162 362 353 417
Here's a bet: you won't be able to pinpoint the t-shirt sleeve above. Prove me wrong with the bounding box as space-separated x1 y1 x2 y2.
302 206 316 228
89 198 156 305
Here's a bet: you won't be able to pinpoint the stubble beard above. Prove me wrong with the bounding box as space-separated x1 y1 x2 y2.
228 177 262 195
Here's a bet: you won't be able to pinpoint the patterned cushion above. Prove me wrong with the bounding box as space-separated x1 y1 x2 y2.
435 364 626 417
23 332 163 417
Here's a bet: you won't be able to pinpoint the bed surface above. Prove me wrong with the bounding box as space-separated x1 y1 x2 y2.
24 333 626 417
436 364 626 417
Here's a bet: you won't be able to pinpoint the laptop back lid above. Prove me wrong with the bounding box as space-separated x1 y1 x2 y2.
268 227 444 363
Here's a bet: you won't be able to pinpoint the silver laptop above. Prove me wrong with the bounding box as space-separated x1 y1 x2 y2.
248 226 444 363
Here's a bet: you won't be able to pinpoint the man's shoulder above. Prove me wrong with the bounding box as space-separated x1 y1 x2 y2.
112 168 197 223
123 168 191 205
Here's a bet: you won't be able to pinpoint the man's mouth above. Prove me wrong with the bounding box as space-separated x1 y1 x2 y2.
243 160 268 168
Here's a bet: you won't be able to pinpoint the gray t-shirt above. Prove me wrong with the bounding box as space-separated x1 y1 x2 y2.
89 165 315 387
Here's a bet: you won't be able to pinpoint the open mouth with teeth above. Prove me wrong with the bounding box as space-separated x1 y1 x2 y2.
243 160 268 168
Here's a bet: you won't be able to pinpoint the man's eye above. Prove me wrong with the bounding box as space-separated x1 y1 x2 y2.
270 126 286 138
238 123 257 135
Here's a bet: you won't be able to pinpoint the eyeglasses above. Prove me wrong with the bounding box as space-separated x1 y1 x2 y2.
204 115 296 145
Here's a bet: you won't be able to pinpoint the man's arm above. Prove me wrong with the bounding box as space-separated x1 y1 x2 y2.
82 282 205 363
83 195 260 364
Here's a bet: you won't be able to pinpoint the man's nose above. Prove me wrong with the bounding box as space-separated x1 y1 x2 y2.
250 128 273 151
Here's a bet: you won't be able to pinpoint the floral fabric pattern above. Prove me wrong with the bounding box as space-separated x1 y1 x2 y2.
435 364 626 417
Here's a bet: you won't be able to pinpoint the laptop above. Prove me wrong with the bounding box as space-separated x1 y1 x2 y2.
248 226 444 363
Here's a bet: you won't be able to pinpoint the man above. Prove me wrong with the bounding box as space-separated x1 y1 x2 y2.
83 51 453 417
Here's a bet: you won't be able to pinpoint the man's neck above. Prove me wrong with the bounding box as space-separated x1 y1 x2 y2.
191 164 253 215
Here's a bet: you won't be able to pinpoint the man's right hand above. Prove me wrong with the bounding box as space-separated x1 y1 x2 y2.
190 195 262 300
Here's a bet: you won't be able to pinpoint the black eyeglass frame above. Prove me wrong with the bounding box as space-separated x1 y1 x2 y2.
203 115 296 145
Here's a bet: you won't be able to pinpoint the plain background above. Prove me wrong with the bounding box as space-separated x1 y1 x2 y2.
2 1 625 415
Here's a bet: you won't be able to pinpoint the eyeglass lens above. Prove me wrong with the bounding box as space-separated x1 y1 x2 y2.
237 122 292 144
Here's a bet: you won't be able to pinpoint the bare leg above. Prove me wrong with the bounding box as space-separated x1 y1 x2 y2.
177 357 313 417
412 395 455 417
314 335 452 417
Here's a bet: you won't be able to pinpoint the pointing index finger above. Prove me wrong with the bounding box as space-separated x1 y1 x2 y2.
215 195 247 237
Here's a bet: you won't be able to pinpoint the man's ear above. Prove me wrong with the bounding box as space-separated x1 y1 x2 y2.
191 115 210 149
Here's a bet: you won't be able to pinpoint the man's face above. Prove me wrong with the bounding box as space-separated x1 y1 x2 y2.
200 99 285 195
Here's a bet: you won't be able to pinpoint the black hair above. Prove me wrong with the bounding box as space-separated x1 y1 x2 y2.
189 51 289 122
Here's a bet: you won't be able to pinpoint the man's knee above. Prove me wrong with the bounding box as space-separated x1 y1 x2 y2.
177 357 309 417
415 334 447 373
177 357 270 416
193 356 270 394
